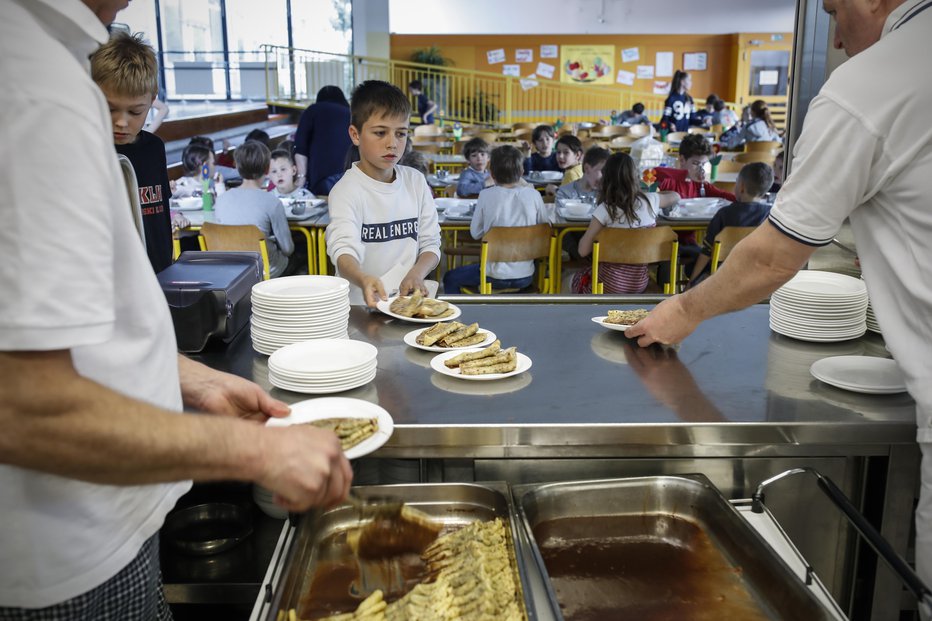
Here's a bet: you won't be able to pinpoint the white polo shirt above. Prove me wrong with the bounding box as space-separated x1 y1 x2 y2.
768 0 932 439
0 0 190 607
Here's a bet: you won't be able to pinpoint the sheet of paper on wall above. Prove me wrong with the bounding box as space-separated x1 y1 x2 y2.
536 62 555 79
636 65 655 79
759 70 779 85
487 48 506 64
616 70 635 86
621 47 640 63
653 81 670 95
540 44 558 58
515 48 533 63
683 52 707 71
655 52 674 77
503 64 521 77
520 75 539 91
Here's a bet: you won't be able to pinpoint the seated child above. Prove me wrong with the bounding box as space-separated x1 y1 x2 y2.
188 135 238 181
91 31 175 273
269 148 315 199
689 162 774 286
399 150 430 178
442 146 555 294
770 151 784 194
173 142 225 198
572 153 679 294
719 100 782 149
619 103 650 125
456 137 492 197
215 141 294 278
522 124 561 174
711 98 739 129
326 80 441 306
556 146 609 203
555 134 584 185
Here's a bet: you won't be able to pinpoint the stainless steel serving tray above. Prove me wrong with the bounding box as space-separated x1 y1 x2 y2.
513 474 838 621
256 482 540 620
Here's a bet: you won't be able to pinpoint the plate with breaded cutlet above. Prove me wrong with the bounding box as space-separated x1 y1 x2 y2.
430 341 532 381
404 321 497 352
592 309 650 332
265 397 393 459
377 291 462 323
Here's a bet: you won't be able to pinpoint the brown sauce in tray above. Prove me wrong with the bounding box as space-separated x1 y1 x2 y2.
534 514 770 621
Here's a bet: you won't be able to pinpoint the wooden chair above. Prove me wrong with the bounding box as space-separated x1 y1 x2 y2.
413 124 443 137
709 226 756 273
412 134 441 145
713 180 737 193
716 159 745 173
603 125 631 137
198 222 271 280
626 124 651 138
591 226 679 294
711 124 725 135
477 131 499 143
512 122 536 131
413 143 442 154
513 128 533 142
734 151 776 164
666 131 689 143
467 224 556 294
744 140 783 153
609 136 637 150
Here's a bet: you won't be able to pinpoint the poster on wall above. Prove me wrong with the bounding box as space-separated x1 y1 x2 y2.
655 51 674 77
502 64 521 77
540 44 558 58
616 70 635 86
636 65 655 79
653 81 670 95
521 74 539 91
487 48 506 64
516 49 533 63
621 47 640 63
536 62 555 79
560 44 614 85
759 70 779 85
683 52 707 71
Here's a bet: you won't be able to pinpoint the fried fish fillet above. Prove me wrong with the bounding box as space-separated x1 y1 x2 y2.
461 357 518 375
416 321 463 346
460 347 516 372
442 332 487 348
444 340 501 367
438 322 478 346
606 309 649 325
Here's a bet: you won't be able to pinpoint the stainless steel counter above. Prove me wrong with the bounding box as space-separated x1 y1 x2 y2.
191 296 920 620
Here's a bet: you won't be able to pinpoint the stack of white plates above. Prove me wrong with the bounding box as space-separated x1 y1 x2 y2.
251 276 350 355
769 271 868 342
267 339 377 393
866 303 881 334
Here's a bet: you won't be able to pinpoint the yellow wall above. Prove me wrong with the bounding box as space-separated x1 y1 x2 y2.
391 33 790 103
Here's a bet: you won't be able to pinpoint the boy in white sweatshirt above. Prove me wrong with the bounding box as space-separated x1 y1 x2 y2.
325 81 441 306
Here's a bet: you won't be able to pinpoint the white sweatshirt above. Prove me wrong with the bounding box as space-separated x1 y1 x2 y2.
326 163 441 304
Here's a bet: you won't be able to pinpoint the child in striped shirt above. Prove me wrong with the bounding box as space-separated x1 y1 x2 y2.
572 153 679 294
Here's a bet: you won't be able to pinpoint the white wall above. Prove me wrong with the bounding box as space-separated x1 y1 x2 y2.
389 0 796 35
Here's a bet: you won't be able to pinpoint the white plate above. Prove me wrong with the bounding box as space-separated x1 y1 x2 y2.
252 275 350 300
430 370 532 395
777 271 868 298
265 397 393 459
810 356 907 394
376 297 462 323
268 370 377 394
442 206 474 221
430 350 532 381
269 339 377 374
171 196 204 211
525 171 563 182
403 327 497 352
558 207 593 222
435 198 474 212
591 316 634 333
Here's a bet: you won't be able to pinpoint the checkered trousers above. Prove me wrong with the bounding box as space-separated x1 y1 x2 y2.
0 535 172 621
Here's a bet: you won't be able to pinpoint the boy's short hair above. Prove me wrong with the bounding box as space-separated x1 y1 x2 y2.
737 162 775 198
399 150 429 176
489 146 524 185
632 103 645 115
90 31 158 98
234 141 271 180
583 146 611 169
189 135 215 151
408 80 423 91
182 144 212 176
555 134 583 155
351 80 411 129
244 129 271 148
462 137 490 159
678 134 713 160
270 148 294 165
531 125 555 142
713 99 727 112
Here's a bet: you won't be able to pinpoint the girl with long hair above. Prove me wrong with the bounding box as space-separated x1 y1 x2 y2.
720 99 782 148
660 70 696 132
572 153 680 294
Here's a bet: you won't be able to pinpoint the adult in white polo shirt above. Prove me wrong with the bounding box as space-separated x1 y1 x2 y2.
628 0 932 587
0 1 351 617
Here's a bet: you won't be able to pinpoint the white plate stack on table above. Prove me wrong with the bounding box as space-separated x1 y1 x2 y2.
769 271 868 342
250 275 350 355
866 303 881 334
267 339 377 393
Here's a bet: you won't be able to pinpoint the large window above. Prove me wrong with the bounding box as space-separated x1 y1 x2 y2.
292 0 352 56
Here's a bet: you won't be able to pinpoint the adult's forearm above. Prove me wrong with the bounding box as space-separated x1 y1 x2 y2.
410 251 439 280
0 351 266 486
295 153 308 178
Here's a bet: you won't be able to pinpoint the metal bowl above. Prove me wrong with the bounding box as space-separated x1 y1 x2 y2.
163 503 253 556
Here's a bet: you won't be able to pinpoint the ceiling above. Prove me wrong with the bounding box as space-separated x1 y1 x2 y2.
389 0 797 35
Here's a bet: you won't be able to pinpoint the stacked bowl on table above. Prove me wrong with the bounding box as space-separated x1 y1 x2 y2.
250 275 350 355
769 271 868 342
267 339 377 393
